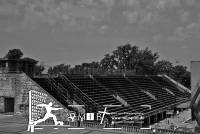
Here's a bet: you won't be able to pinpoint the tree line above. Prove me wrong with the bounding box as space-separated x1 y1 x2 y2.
2 46 190 88
47 44 190 88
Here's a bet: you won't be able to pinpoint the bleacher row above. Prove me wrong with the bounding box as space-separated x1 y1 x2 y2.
32 74 191 117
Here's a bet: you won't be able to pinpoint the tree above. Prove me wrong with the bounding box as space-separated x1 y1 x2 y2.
113 44 132 70
129 47 159 74
87 62 100 74
48 64 71 76
34 65 45 76
100 54 116 73
154 60 174 76
111 44 159 74
48 67 54 76
46 43 190 88
70 65 83 74
172 65 190 88
4 49 23 59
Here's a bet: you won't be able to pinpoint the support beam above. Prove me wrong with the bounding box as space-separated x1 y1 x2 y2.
155 114 158 123
161 112 164 120
148 116 151 126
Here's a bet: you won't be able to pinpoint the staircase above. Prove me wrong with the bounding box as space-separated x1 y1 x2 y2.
61 75 101 112
15 73 70 112
47 77 85 113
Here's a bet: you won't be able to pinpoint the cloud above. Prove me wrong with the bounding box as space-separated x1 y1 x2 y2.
122 0 182 25
169 26 186 41
139 11 162 26
155 0 181 9
123 11 138 24
180 11 190 22
121 0 140 7
153 34 165 42
100 0 115 7
184 0 196 6
180 45 188 49
97 25 108 34
9 0 112 31
140 12 154 24
169 22 200 41
0 3 20 17
186 22 200 34
77 0 97 7
0 0 197 37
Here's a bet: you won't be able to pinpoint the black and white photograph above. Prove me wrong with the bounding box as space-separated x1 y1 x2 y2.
0 0 198 134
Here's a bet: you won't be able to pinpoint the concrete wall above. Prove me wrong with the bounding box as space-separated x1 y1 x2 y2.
191 61 200 98
0 73 70 117
0 97 4 112
0 76 15 97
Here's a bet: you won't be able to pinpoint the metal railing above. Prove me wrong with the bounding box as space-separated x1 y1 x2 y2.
61 74 102 110
46 77 73 105
58 76 87 107
79 121 194 134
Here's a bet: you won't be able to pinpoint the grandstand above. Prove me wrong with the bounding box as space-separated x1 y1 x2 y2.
0 59 191 131
32 74 191 127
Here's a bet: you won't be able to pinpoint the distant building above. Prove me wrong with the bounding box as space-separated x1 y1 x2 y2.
0 58 37 77
0 58 37 113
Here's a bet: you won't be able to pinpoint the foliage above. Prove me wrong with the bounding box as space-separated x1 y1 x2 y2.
100 44 159 75
3 49 45 76
48 64 71 76
34 64 45 76
172 65 190 88
21 57 38 63
47 43 190 88
4 49 23 59
154 60 174 76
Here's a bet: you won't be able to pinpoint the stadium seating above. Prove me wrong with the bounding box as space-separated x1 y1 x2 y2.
53 76 100 111
32 74 190 119
94 76 172 114
127 76 177 111
32 77 73 110
64 75 135 113
148 75 190 98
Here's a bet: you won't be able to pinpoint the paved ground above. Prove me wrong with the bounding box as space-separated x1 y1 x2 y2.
0 114 128 134
151 109 195 132
1 110 195 134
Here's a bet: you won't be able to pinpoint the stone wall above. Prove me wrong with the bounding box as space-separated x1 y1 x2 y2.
14 73 73 124
0 75 15 97
0 73 70 118
14 73 70 115
0 74 15 112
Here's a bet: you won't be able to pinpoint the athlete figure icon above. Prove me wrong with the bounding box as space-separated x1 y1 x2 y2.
33 102 63 126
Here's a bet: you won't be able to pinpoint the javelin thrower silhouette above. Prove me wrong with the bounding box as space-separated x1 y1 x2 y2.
33 102 63 126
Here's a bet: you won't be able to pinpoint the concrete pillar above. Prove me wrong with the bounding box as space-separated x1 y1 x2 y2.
148 116 151 126
0 97 5 112
161 112 164 120
155 114 158 123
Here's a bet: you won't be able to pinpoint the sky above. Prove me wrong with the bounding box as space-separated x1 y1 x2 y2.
0 0 200 69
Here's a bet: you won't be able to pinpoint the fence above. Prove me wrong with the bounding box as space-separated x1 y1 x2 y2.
63 121 194 134
25 113 194 134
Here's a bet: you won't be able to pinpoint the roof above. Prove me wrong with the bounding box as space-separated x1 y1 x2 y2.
0 58 37 64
